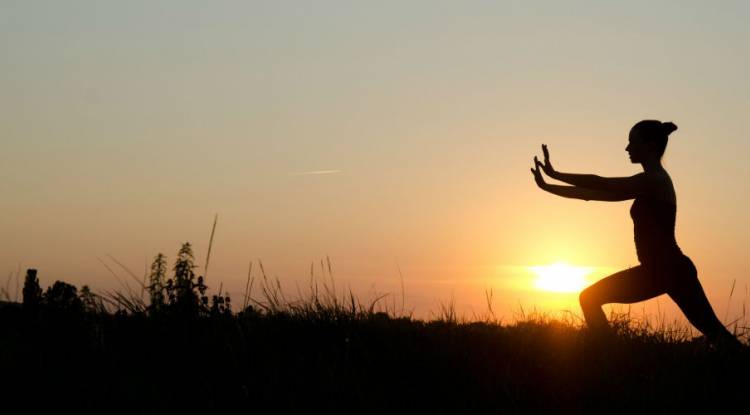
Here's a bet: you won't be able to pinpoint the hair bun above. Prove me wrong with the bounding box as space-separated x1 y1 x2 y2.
661 121 678 136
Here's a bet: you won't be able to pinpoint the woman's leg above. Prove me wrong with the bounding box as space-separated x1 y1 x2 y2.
579 265 668 335
665 257 743 348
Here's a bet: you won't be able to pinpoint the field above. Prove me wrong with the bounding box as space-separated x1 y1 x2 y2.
2 243 748 413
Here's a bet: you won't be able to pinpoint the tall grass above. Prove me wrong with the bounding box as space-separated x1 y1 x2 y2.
2 250 749 346
3 256 749 413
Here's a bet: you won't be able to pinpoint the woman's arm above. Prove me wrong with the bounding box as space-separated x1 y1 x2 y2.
548 171 605 188
539 144 648 196
551 171 648 199
533 159 633 201
542 183 634 202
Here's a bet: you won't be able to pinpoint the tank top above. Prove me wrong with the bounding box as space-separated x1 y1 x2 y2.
630 195 683 264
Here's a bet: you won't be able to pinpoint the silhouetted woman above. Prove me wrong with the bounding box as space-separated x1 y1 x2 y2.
530 120 743 350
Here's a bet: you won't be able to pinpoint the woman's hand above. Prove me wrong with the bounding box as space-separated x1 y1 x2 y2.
540 144 556 177
531 157 547 189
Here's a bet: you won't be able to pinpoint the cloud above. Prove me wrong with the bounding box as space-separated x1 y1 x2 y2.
288 169 343 176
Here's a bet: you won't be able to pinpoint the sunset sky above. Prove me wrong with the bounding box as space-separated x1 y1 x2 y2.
2 1 749 327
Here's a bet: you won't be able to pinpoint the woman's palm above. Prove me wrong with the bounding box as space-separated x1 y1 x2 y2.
541 144 555 176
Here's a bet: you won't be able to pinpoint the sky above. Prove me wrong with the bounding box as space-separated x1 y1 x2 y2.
2 1 749 328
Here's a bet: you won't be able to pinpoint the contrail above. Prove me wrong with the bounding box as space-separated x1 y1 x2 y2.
288 169 343 176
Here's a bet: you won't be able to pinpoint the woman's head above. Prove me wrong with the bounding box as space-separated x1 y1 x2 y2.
626 120 678 163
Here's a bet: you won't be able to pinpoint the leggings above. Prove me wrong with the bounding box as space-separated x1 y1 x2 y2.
579 254 735 342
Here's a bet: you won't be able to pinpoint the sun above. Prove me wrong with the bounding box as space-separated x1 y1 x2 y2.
529 261 594 293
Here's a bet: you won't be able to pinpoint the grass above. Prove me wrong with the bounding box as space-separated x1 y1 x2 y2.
1 255 749 414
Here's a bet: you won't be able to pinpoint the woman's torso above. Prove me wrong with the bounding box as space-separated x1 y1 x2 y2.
630 170 684 264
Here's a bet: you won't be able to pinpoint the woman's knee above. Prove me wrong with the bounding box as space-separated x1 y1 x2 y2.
579 287 598 308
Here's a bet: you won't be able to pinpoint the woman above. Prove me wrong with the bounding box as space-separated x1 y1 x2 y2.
530 119 743 350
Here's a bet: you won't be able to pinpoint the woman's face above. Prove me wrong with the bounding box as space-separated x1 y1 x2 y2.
626 129 649 163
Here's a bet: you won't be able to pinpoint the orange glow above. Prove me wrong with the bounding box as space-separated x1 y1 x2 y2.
529 262 595 293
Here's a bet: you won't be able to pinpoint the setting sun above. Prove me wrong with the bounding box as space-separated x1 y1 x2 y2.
529 262 594 293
